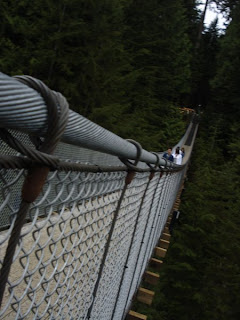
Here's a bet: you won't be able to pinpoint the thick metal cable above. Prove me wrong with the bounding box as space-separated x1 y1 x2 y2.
0 72 190 167
0 76 69 308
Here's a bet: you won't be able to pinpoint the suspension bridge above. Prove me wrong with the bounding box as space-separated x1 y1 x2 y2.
0 72 198 319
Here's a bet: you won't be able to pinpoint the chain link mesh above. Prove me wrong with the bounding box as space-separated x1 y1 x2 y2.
0 73 199 319
0 131 186 320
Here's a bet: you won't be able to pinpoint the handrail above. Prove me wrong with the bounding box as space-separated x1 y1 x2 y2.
0 72 194 168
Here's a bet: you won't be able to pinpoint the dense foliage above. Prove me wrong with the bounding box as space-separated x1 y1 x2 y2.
0 0 240 318
0 0 192 150
132 0 240 319
134 112 240 319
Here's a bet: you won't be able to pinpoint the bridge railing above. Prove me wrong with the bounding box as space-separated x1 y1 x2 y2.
0 73 198 319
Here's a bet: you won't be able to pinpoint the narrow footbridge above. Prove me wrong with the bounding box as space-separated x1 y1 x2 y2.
0 73 198 319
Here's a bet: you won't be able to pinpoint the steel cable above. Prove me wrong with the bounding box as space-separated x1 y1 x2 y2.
0 75 69 308
0 72 188 167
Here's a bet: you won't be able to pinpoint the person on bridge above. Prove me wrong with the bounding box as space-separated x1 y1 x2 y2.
163 148 174 162
173 148 182 165
181 147 185 158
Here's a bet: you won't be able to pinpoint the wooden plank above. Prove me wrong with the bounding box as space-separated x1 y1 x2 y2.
155 246 167 258
163 226 169 233
161 232 171 241
150 258 163 271
137 287 155 305
159 238 170 249
127 310 147 320
144 271 160 285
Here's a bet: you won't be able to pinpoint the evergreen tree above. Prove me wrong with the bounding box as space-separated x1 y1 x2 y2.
145 114 240 320
103 0 193 150
211 2 240 117
0 0 193 150
0 0 128 116
191 18 220 109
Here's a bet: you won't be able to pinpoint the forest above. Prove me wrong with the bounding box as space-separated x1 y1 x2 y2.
0 0 240 319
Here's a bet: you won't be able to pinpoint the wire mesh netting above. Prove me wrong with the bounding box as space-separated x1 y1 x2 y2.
0 73 197 319
0 153 185 320
0 167 126 319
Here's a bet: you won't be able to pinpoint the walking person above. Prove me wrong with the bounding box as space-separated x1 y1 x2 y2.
163 147 174 162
